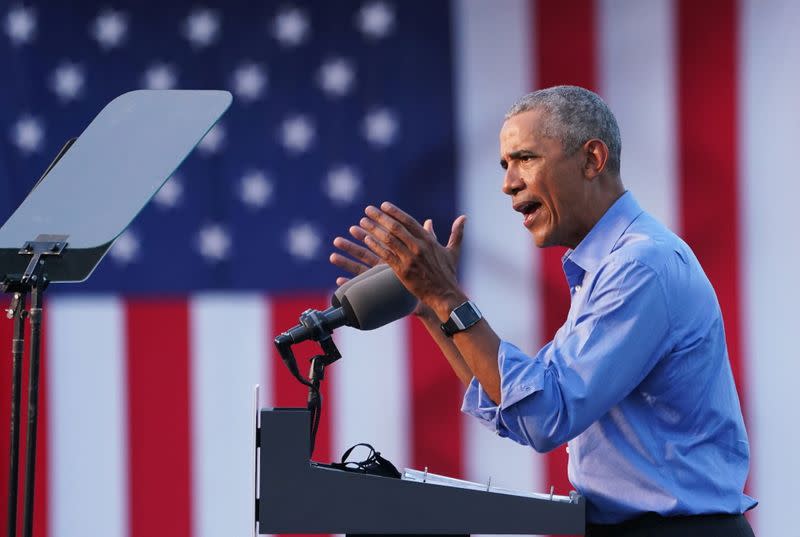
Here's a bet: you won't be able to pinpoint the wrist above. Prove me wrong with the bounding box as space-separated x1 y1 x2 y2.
429 290 469 323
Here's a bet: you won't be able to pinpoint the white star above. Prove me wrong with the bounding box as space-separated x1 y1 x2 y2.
91 9 127 50
142 63 178 90
280 115 315 154
231 62 267 103
287 223 321 260
318 58 356 98
357 1 395 40
109 230 140 264
10 115 44 154
325 165 361 205
196 223 231 262
183 8 220 48
272 7 309 47
4 6 36 46
239 169 273 209
363 108 399 146
153 175 183 209
50 62 85 102
197 123 225 154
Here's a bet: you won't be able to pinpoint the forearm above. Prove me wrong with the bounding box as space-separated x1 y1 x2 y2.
427 295 503 405
416 313 474 387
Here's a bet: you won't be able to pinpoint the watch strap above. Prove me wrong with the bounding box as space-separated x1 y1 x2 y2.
440 301 482 337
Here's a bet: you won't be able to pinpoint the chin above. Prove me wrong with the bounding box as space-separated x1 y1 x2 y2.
531 229 552 248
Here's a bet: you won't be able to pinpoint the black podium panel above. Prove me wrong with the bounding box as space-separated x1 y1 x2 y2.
257 408 585 535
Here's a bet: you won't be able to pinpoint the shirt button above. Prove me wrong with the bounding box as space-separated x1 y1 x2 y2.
573 285 581 293
565 446 570 454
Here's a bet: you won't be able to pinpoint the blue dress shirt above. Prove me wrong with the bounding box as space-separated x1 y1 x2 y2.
462 192 757 524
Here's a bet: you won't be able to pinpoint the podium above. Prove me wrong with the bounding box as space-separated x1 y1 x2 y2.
256 408 585 535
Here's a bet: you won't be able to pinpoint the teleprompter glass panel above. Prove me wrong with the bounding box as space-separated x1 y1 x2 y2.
0 90 231 282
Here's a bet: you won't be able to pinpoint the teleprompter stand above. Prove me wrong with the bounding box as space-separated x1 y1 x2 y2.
0 90 232 537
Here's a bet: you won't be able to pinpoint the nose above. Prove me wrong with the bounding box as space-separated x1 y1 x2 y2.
502 165 524 196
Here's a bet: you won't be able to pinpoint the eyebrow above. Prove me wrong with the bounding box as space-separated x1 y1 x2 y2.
500 149 537 168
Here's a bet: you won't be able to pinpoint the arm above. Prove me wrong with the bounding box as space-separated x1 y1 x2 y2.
357 203 505 403
359 202 672 451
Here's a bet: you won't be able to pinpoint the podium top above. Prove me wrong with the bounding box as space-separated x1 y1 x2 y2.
0 90 231 251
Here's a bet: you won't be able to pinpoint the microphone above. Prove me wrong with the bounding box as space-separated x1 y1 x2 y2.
274 264 417 347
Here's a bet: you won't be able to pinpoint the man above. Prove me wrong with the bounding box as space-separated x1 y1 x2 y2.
330 86 756 536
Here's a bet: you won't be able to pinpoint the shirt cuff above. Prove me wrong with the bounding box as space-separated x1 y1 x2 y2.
461 340 544 428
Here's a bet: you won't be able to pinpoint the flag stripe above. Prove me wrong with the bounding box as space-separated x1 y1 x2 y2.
0 298 50 537
598 0 678 230
48 297 128 537
532 0 598 506
739 1 800 533
0 298 14 537
453 0 544 500
190 294 267 537
125 300 192 537
408 318 462 477
677 0 746 401
268 294 331 537
332 319 409 470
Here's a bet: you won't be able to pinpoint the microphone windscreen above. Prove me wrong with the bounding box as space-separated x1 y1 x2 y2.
331 264 391 307
340 266 418 330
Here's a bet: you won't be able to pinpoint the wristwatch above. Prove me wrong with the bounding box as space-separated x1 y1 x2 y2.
440 301 482 337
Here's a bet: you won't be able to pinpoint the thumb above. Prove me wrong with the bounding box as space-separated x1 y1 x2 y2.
446 215 467 251
423 218 437 240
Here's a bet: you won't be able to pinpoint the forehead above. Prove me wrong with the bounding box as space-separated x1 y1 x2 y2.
499 108 552 152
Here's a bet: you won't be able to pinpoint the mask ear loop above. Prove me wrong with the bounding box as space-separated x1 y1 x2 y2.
339 443 377 471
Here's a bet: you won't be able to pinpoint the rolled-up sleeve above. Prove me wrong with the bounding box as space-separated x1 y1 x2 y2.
461 258 672 453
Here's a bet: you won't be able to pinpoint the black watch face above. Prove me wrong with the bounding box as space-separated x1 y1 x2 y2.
455 304 481 327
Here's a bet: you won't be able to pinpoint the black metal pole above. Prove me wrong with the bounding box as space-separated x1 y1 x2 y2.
20 281 43 537
6 293 26 537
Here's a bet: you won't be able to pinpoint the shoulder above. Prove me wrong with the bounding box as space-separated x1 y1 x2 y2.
606 212 690 277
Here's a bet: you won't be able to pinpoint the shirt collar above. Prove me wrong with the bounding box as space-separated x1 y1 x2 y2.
563 191 643 275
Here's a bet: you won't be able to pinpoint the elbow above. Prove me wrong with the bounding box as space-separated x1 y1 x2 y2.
529 434 560 454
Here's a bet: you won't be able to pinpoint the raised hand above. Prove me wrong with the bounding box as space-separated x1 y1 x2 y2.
357 201 467 322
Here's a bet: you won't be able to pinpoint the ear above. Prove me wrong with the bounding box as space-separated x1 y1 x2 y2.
582 139 610 179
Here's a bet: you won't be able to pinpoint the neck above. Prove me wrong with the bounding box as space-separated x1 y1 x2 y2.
565 179 625 249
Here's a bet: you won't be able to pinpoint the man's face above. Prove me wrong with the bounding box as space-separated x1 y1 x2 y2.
499 108 588 248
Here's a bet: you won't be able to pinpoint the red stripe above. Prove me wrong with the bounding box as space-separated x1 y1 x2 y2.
0 298 12 537
269 294 332 537
533 0 597 527
677 0 752 501
0 298 49 537
409 318 463 478
126 300 192 537
676 0 745 401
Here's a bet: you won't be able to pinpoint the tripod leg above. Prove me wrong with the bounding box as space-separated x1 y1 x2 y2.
7 293 26 537
21 285 43 537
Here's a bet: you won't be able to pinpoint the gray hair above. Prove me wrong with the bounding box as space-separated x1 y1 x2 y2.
505 85 622 175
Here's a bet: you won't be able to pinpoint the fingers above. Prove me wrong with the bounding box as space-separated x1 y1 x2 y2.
334 234 381 266
363 232 400 265
379 202 428 240
335 276 350 287
447 215 467 250
360 207 416 254
329 252 370 276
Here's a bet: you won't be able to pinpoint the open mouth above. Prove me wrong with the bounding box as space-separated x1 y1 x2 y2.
513 200 543 227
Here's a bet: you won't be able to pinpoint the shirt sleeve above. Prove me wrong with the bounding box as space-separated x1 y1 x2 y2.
461 258 672 452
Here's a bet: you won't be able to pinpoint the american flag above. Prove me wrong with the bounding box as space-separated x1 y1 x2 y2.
0 1 796 536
